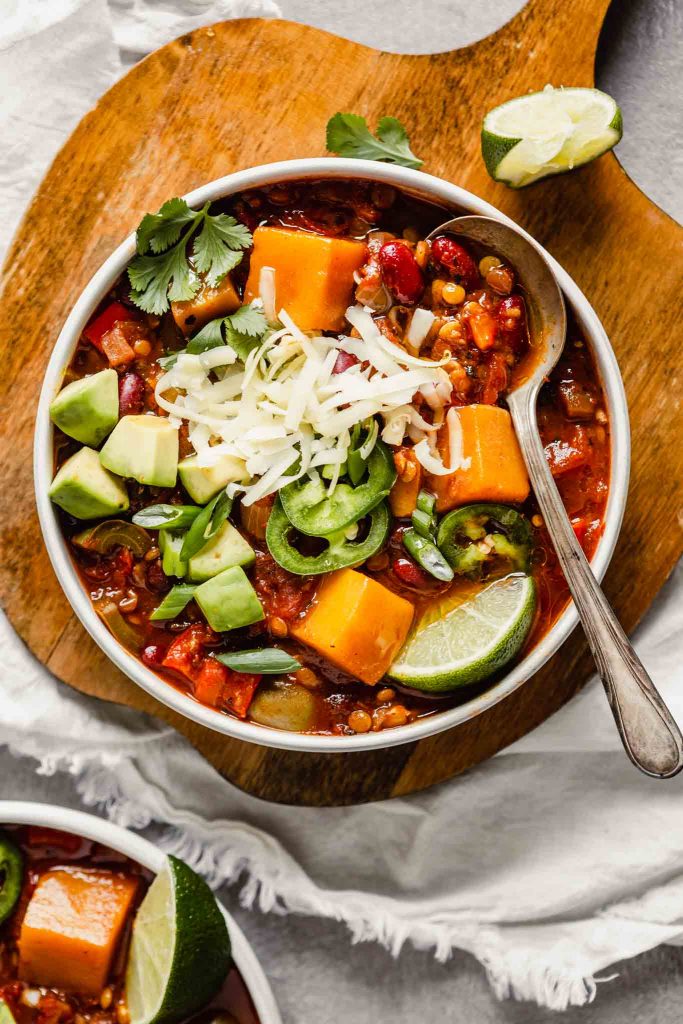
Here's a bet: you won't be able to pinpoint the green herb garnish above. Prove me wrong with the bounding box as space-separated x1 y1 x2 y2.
214 649 302 674
128 198 252 315
326 113 422 169
188 302 269 358
132 504 201 530
180 490 233 562
150 585 198 621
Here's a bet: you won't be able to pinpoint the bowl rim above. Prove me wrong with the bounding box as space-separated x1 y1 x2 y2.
0 799 282 1024
33 156 630 754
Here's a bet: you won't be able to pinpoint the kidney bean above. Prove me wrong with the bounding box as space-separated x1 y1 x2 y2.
333 350 360 374
378 241 424 304
392 556 430 587
497 295 527 352
430 236 479 291
142 644 166 668
118 372 146 416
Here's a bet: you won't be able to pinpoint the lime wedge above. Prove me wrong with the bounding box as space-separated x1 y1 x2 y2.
126 856 231 1024
482 86 622 188
389 574 536 692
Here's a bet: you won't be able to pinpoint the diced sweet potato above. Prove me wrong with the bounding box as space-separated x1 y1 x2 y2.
244 226 367 332
428 404 530 511
171 274 240 336
291 569 414 684
18 868 138 996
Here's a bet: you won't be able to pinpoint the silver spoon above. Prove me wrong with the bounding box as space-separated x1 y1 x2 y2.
427 215 683 779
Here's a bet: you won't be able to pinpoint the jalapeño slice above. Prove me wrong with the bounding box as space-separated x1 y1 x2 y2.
279 439 396 537
266 498 390 575
436 503 532 577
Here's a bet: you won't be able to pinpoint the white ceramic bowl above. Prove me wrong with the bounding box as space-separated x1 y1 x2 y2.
0 800 281 1024
34 158 629 754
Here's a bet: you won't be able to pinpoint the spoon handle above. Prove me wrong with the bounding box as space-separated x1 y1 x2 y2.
508 391 683 778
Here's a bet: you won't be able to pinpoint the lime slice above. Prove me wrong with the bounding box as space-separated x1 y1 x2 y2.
126 855 231 1024
481 86 622 188
389 574 536 692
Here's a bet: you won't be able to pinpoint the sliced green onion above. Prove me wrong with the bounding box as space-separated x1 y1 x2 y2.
215 648 302 674
411 508 434 539
72 520 152 556
416 489 437 517
150 584 197 621
132 504 201 530
180 490 233 561
403 529 454 582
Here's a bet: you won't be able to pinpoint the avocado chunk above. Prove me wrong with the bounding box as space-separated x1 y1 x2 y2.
49 447 129 520
194 566 264 632
100 415 178 487
159 530 188 578
49 368 119 447
1 1001 18 1024
179 453 248 505
188 521 255 582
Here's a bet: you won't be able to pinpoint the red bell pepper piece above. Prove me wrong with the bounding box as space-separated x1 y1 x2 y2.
193 657 260 719
25 826 82 853
162 623 217 683
83 301 133 352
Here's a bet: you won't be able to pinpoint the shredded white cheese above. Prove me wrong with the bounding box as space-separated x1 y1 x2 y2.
156 303 450 505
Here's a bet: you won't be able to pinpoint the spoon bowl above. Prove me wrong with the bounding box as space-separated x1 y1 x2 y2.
428 214 683 779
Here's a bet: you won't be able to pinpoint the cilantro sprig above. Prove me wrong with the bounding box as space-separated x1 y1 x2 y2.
326 113 423 169
128 198 252 315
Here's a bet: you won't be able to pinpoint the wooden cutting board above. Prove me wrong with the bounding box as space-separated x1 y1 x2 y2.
1 0 681 806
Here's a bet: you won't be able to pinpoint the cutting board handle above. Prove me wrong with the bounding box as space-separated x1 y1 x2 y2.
494 0 612 85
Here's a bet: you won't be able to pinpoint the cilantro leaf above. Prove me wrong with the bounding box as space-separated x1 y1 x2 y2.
326 112 423 169
128 199 253 315
193 214 252 286
187 302 268 357
136 198 198 255
226 303 268 337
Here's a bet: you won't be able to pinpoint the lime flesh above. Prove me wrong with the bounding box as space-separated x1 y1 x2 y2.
389 574 536 692
126 856 231 1024
482 86 622 187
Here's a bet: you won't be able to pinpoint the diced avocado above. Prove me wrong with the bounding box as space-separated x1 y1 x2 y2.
49 447 129 520
100 415 178 487
49 368 119 447
179 453 248 505
159 530 188 578
188 521 255 582
194 566 264 632
1 1000 18 1024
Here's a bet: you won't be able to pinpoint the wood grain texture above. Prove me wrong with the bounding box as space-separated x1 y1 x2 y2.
1 0 681 805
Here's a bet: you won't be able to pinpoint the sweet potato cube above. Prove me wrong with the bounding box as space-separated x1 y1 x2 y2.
244 226 367 332
18 868 138 996
291 569 414 684
428 404 530 511
171 274 241 336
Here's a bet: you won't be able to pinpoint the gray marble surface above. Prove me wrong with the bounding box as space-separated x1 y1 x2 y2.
2 1 682 1022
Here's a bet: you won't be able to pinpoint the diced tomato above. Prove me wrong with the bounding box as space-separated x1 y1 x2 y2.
101 324 136 366
25 827 83 852
545 426 591 477
252 551 316 621
162 623 218 683
36 994 73 1024
479 351 509 405
193 657 260 719
83 301 132 352
466 308 498 351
